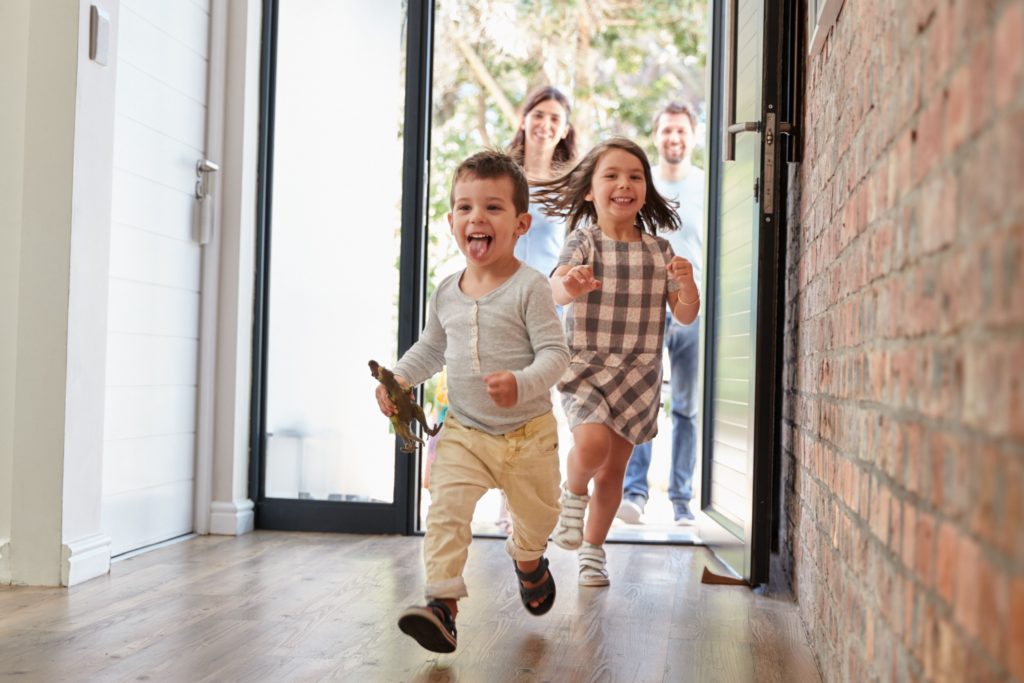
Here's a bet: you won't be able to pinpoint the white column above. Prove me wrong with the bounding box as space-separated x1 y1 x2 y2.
207 0 262 536
2 0 118 586
0 0 31 585
61 0 119 585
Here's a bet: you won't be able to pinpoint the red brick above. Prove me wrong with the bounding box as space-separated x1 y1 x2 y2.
903 503 918 571
943 62 970 155
932 618 968 683
934 521 958 606
923 0 954 91
912 89 946 184
994 1 1024 108
976 555 1009 662
970 446 1001 547
965 37 994 138
1010 578 1024 682
915 512 936 588
953 536 982 640
917 172 957 256
1003 458 1024 565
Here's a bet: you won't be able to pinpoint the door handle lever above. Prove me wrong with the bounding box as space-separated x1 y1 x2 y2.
727 121 761 134
194 158 219 245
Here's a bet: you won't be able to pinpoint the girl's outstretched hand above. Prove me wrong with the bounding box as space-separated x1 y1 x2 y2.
561 265 602 299
483 371 518 408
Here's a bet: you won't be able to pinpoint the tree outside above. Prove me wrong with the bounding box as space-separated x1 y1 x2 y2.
426 0 709 293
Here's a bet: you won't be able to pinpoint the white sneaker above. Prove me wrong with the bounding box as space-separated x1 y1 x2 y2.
578 542 610 587
615 496 644 525
551 483 589 550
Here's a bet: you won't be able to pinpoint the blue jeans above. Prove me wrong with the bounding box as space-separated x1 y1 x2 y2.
624 317 699 505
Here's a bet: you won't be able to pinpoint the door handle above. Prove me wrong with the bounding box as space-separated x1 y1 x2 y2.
194 158 219 245
194 159 220 199
727 121 761 135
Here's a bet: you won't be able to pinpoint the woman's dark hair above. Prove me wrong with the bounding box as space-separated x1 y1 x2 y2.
532 137 680 236
507 86 577 171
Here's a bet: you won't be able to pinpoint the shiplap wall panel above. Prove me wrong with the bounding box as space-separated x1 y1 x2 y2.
104 385 197 442
121 0 210 58
103 2 208 555
111 171 194 241
102 434 196 496
102 481 194 554
117 6 207 103
109 223 201 291
113 117 202 191
106 280 200 338
115 62 207 146
105 334 198 387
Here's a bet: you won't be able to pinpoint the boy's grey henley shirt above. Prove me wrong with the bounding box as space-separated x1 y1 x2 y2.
393 265 569 435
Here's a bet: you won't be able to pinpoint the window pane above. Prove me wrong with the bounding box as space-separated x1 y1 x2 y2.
264 0 406 504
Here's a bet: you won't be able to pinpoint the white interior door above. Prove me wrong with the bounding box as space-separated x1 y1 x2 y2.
102 0 211 556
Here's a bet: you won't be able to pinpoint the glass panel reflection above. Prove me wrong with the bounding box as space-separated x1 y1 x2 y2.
264 0 406 503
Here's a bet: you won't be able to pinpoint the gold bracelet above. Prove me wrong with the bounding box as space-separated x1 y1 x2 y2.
677 294 700 307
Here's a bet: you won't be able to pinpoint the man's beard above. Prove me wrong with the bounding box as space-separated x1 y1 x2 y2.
662 149 686 165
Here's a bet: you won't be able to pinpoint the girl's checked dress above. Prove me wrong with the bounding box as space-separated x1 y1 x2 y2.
556 224 680 444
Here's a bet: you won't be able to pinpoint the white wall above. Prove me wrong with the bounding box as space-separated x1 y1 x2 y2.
3 0 119 586
1 0 261 583
9 1 80 585
61 0 119 583
0 0 31 583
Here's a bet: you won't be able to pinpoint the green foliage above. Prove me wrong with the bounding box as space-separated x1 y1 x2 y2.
426 0 709 281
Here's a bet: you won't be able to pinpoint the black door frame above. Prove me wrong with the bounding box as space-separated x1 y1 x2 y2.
249 0 435 534
699 0 797 586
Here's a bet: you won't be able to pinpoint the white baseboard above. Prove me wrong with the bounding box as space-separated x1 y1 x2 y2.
209 499 254 536
61 533 112 586
0 539 10 585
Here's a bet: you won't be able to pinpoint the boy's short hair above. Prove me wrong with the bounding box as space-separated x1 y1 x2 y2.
449 150 531 215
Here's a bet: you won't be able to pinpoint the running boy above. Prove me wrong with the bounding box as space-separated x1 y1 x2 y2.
375 150 570 653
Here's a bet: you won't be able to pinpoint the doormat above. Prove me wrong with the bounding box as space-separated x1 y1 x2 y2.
700 566 750 586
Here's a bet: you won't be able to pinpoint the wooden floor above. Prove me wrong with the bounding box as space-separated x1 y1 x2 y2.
0 532 821 682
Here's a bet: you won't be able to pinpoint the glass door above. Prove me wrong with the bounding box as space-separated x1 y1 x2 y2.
251 0 433 533
698 0 793 584
423 0 711 539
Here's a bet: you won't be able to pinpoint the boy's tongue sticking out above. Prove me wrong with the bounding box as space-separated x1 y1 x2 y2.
467 234 492 260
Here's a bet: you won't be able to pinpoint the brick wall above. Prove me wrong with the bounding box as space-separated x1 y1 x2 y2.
781 0 1023 680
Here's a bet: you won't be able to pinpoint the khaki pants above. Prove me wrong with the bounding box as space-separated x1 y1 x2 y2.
423 411 561 600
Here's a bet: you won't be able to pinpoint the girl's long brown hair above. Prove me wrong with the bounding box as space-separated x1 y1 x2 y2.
532 137 681 236
507 86 577 171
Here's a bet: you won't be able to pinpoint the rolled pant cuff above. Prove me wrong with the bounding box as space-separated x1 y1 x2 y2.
425 576 469 601
504 536 546 562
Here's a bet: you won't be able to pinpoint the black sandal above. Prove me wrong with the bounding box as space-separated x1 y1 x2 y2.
514 556 556 616
397 600 458 653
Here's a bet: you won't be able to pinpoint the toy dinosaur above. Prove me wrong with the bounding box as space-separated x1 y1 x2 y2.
369 360 441 453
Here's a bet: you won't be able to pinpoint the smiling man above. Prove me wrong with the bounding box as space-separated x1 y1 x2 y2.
617 101 706 527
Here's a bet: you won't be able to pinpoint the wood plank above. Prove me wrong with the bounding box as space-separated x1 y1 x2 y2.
117 6 208 103
105 333 198 387
0 533 819 681
121 0 211 58
108 224 202 293
101 433 196 496
102 480 194 555
106 279 200 337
